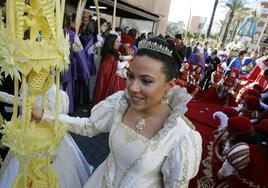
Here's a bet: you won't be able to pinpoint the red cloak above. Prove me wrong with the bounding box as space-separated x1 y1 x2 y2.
93 54 126 105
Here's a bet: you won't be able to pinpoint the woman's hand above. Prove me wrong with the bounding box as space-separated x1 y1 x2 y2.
31 107 44 122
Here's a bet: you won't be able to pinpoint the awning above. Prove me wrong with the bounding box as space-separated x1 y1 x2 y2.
67 0 161 21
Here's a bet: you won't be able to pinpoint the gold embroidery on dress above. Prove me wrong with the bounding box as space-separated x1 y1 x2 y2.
181 116 196 130
101 158 112 188
148 179 163 188
177 137 189 185
151 141 160 151
87 122 101 136
90 108 113 133
123 123 138 144
110 116 150 187
190 133 199 174
236 174 267 188
117 142 150 186
166 148 175 187
110 122 121 187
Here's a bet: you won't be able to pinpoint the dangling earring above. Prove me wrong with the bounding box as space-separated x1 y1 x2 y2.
161 94 169 105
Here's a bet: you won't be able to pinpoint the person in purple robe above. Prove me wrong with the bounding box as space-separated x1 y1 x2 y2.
188 52 206 78
61 14 90 113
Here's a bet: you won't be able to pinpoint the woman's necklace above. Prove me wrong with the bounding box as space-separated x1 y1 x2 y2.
135 118 146 133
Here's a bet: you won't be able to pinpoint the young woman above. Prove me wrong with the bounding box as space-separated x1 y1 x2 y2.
93 33 127 104
32 37 202 188
128 28 138 55
84 18 108 102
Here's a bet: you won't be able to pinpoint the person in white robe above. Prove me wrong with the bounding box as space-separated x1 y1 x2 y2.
33 37 202 188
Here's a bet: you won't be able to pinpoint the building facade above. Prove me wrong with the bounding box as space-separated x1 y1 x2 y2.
189 16 207 33
122 0 172 34
256 0 268 52
66 0 172 35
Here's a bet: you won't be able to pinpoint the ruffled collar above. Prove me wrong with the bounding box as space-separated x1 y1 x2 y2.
117 85 192 141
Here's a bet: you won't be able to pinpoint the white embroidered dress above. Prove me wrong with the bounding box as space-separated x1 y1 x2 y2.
42 86 202 188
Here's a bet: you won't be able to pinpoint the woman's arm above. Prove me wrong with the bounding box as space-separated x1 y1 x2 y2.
0 91 22 105
34 91 123 137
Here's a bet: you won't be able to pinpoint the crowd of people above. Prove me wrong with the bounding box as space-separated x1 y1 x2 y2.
0 1 268 187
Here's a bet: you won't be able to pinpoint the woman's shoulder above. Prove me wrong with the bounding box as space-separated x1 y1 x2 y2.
176 116 201 140
164 116 202 163
97 90 125 106
162 115 201 148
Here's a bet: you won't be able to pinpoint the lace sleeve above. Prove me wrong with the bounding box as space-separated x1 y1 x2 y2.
42 91 123 137
0 91 22 105
161 130 202 188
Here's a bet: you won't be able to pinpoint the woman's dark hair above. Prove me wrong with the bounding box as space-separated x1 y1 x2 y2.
115 27 123 33
158 34 164 39
264 69 268 76
136 33 146 45
63 13 72 29
165 35 171 40
92 18 107 43
128 28 137 41
0 0 6 7
175 33 182 40
166 39 182 66
136 37 181 82
105 22 112 33
239 50 247 57
101 34 119 60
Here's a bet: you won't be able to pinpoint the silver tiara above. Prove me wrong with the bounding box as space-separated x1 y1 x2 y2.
138 40 173 57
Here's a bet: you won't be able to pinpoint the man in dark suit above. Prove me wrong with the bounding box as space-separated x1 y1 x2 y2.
201 50 221 90
174 33 187 60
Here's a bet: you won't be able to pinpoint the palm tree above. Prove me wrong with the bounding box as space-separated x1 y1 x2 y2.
219 19 227 37
207 0 219 37
221 0 247 44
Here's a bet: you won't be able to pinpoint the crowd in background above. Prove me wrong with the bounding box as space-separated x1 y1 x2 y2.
0 3 268 186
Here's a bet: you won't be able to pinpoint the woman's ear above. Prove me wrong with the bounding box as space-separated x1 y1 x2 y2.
166 78 176 93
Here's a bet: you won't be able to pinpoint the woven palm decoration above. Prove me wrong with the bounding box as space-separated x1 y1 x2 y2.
0 0 70 187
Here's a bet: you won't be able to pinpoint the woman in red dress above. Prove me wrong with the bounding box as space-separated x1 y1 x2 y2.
93 34 127 104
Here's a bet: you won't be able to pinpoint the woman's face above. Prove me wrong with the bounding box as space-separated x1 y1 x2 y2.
117 31 122 37
113 38 120 50
100 22 108 33
196 67 202 73
126 55 174 112
123 42 131 48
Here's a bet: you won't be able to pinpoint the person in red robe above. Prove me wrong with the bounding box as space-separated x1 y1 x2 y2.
200 111 268 188
217 68 239 103
93 33 127 105
188 65 202 95
176 62 192 87
119 35 135 61
211 115 268 188
247 56 268 90
240 95 260 124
